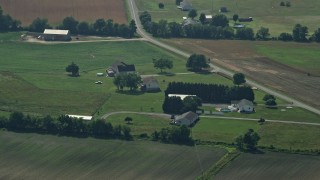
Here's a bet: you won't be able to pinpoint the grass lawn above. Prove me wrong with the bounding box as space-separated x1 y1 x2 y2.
0 131 226 180
192 118 260 143
255 43 320 76
136 0 320 36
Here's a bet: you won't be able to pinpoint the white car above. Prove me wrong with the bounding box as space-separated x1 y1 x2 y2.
95 81 103 84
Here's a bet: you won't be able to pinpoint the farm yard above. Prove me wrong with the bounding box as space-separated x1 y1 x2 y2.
0 0 128 26
136 0 320 36
162 39 320 111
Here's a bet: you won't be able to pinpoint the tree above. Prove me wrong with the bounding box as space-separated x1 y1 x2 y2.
113 74 126 90
186 54 209 71
124 117 133 124
235 129 260 151
311 28 320 42
256 27 270 40
236 27 254 40
278 32 293 41
93 18 106 35
77 21 90 35
292 24 308 42
139 11 152 25
65 62 79 76
182 96 202 112
129 20 137 37
211 14 229 27
233 73 246 85
188 9 197 19
168 22 183 37
62 16 79 34
158 3 164 9
265 99 277 106
153 58 173 72
233 14 239 23
122 126 132 140
125 73 142 91
263 94 276 101
199 13 206 24
29 18 51 32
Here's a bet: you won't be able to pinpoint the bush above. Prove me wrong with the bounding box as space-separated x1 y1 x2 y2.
280 1 285 6
286 1 291 7
265 99 277 106
263 94 276 101
158 3 164 9
278 32 293 41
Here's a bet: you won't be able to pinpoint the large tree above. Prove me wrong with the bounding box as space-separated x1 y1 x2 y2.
129 20 137 37
93 18 106 35
312 28 320 42
77 21 90 35
235 129 260 151
182 96 202 112
153 58 173 72
236 27 254 40
29 18 51 32
233 73 246 85
65 62 79 76
211 14 229 27
292 24 308 42
113 73 142 91
256 27 270 40
233 14 239 23
62 16 79 34
199 13 206 24
186 54 209 71
188 9 197 19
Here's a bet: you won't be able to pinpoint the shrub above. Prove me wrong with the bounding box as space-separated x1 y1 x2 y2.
278 32 293 41
266 99 277 106
280 1 285 6
159 3 164 9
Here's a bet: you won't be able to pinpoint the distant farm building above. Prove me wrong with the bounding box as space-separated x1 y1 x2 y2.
229 99 254 113
233 24 246 28
107 61 136 77
168 94 197 100
238 17 253 22
141 77 160 92
42 29 71 41
182 18 199 27
172 111 199 126
67 114 93 120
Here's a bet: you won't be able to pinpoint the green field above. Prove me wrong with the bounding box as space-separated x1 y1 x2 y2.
215 152 320 179
0 131 226 179
136 0 320 36
256 43 320 76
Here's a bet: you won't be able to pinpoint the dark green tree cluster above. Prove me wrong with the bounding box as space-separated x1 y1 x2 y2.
164 82 254 103
278 24 320 42
0 112 132 140
235 129 260 151
233 73 246 85
186 54 209 71
263 94 277 106
151 125 193 145
66 62 79 77
153 58 173 72
27 16 136 38
162 96 202 114
0 6 21 32
113 73 142 91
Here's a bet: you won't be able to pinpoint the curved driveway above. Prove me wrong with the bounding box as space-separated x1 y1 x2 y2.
128 0 320 116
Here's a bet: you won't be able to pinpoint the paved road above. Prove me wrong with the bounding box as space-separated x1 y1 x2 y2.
101 111 320 126
128 0 320 116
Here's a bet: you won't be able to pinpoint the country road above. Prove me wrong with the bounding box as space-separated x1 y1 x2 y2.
128 0 320 116
101 111 320 126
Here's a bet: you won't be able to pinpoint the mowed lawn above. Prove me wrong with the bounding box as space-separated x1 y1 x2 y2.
215 152 320 180
0 131 226 180
136 0 320 36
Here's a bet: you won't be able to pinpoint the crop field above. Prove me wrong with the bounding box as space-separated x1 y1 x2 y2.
0 0 127 26
215 152 320 179
136 0 320 35
162 39 320 111
0 131 226 179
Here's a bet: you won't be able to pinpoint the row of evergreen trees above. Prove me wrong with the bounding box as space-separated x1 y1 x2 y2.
164 82 254 103
0 112 132 140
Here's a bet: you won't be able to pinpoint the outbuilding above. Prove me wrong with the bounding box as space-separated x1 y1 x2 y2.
43 29 71 41
141 77 160 92
173 111 199 127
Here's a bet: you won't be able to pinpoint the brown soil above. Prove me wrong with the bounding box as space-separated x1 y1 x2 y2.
163 39 320 110
0 0 127 26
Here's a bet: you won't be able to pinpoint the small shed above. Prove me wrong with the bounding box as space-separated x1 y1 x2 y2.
173 111 199 126
43 29 71 41
219 7 228 12
238 17 253 22
178 1 193 11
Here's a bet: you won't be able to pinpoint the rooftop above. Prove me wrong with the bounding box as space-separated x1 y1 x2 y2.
44 29 70 35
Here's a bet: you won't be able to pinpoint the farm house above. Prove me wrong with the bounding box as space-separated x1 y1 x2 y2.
42 29 71 41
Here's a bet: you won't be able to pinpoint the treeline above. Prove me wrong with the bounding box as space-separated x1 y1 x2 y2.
165 82 254 103
0 6 22 32
28 17 137 38
0 6 137 38
151 125 193 145
0 112 132 140
139 11 320 42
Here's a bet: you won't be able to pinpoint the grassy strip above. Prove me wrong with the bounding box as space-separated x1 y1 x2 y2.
197 149 241 180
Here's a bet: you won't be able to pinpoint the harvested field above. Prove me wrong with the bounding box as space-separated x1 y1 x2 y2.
215 152 320 180
0 131 226 180
162 39 320 110
0 0 127 26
